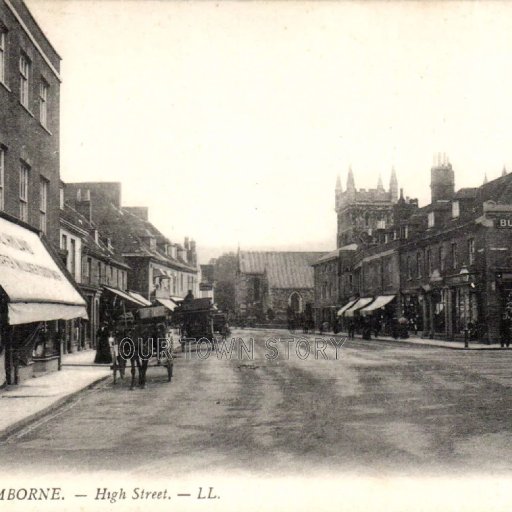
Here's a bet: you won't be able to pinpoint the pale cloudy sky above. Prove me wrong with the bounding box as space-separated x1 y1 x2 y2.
26 0 512 262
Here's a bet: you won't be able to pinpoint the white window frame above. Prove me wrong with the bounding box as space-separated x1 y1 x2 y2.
19 162 29 221
452 201 460 219
0 29 6 85
428 211 435 228
39 176 48 233
0 147 4 211
19 53 30 108
39 79 48 127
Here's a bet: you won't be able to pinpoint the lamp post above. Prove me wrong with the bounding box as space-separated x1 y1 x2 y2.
460 266 470 348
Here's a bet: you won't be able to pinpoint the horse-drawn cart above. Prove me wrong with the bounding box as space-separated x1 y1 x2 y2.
172 298 230 351
111 305 174 389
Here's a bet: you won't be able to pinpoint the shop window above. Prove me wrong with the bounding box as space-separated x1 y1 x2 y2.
452 201 460 218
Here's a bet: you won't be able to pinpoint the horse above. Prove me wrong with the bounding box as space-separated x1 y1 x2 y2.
116 322 172 390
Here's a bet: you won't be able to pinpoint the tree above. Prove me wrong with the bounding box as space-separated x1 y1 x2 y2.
213 252 238 313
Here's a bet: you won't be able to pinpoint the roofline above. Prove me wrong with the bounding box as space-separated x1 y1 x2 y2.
5 0 62 82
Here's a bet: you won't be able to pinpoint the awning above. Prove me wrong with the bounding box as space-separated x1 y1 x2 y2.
152 268 166 278
156 298 177 311
0 214 87 325
103 286 148 307
337 299 358 317
344 297 374 317
127 291 152 306
360 295 396 315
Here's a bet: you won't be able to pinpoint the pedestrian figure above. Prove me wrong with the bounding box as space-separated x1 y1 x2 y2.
500 315 511 348
94 321 112 364
348 319 355 339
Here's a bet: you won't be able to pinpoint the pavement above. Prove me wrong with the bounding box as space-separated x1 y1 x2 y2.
0 349 110 438
248 327 506 350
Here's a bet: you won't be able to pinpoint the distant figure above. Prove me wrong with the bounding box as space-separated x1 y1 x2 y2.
500 315 511 348
348 319 356 339
95 322 112 364
184 289 194 301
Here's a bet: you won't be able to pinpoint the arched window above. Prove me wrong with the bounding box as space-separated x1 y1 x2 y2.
289 292 303 313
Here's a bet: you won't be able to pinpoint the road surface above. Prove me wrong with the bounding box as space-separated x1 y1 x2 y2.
1 328 512 476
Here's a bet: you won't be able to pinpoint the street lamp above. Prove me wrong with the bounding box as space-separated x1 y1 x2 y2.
460 266 469 348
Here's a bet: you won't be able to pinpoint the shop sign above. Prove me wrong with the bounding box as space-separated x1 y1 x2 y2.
495 217 512 228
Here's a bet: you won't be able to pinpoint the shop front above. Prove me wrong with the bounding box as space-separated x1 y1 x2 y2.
0 213 88 386
359 295 397 336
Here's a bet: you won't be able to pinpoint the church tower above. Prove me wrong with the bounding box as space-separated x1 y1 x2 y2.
389 167 398 203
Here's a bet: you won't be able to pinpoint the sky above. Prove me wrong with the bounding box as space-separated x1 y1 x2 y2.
25 0 512 263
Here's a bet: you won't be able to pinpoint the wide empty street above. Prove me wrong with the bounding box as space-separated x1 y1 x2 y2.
1 329 512 477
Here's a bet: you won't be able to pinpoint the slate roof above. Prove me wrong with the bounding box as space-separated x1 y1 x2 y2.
239 251 327 289
312 244 358 265
61 204 129 269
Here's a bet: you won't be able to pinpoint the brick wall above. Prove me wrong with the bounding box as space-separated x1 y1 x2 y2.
0 0 61 246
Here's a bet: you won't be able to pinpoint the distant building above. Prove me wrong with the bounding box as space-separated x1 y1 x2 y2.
335 167 399 247
63 182 199 309
321 157 512 344
235 251 326 325
199 263 215 300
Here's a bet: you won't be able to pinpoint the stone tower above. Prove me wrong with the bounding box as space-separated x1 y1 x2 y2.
430 154 454 202
335 167 399 248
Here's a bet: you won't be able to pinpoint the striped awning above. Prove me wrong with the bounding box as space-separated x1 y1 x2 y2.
360 295 395 315
337 299 358 317
344 297 374 317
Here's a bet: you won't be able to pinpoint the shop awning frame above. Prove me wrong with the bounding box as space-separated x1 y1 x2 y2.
103 286 148 307
344 297 374 317
156 298 177 312
337 299 358 317
127 291 152 306
359 295 396 315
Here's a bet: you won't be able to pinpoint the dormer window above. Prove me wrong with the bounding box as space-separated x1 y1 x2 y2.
452 201 460 218
428 211 435 228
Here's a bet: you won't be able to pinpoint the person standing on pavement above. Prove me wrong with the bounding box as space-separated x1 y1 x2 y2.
94 321 112 364
499 315 511 348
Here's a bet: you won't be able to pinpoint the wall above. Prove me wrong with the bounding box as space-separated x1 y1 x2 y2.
0 0 61 247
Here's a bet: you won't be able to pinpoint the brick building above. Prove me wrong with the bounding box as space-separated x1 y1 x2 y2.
0 1 88 386
318 158 512 343
0 0 61 247
59 196 132 351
